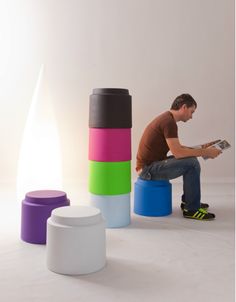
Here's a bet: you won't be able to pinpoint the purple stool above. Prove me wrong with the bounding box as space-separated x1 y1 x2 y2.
21 190 70 244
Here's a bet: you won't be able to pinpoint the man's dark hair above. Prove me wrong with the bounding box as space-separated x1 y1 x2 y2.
170 94 197 110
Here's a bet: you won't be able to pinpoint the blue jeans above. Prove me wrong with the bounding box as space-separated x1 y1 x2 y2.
139 157 201 211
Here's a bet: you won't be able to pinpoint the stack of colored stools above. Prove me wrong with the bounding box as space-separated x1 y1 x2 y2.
89 88 132 228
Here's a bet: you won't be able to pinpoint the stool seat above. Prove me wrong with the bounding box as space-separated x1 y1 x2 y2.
21 190 70 244
46 206 106 275
134 178 172 217
51 206 101 226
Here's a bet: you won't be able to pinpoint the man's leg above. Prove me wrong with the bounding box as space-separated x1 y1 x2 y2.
182 158 201 211
140 157 201 211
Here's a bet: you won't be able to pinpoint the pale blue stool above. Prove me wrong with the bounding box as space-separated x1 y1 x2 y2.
134 178 172 217
90 193 130 228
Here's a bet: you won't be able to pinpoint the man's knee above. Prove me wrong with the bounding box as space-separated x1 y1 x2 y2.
187 157 201 172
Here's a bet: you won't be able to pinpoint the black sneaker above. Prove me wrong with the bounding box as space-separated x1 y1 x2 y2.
183 208 215 220
181 202 209 210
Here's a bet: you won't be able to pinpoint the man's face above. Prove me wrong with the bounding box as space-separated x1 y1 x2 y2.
180 105 196 122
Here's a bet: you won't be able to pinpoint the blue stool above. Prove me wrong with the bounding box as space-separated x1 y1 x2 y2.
134 178 172 217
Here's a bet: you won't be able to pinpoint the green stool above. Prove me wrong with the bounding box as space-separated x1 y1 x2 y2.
89 161 131 195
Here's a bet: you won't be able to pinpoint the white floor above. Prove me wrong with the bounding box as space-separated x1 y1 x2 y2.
0 183 234 302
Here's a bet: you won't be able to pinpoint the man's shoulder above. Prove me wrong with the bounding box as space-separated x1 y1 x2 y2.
151 111 175 126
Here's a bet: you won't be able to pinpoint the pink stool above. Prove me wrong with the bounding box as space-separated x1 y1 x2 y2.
89 128 131 162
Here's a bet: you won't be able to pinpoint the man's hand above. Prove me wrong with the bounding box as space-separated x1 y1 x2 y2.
166 138 222 159
203 147 222 159
201 139 221 149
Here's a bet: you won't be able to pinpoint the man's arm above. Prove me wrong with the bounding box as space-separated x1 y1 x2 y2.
181 140 221 150
166 138 222 159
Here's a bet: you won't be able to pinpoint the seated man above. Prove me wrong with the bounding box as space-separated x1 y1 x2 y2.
136 93 221 220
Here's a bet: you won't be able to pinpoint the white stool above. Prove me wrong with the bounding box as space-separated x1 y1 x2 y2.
46 206 106 275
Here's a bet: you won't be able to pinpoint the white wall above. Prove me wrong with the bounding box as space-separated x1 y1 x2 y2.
0 0 234 192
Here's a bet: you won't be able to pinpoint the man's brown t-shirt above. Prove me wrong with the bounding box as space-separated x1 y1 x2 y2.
136 111 178 170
